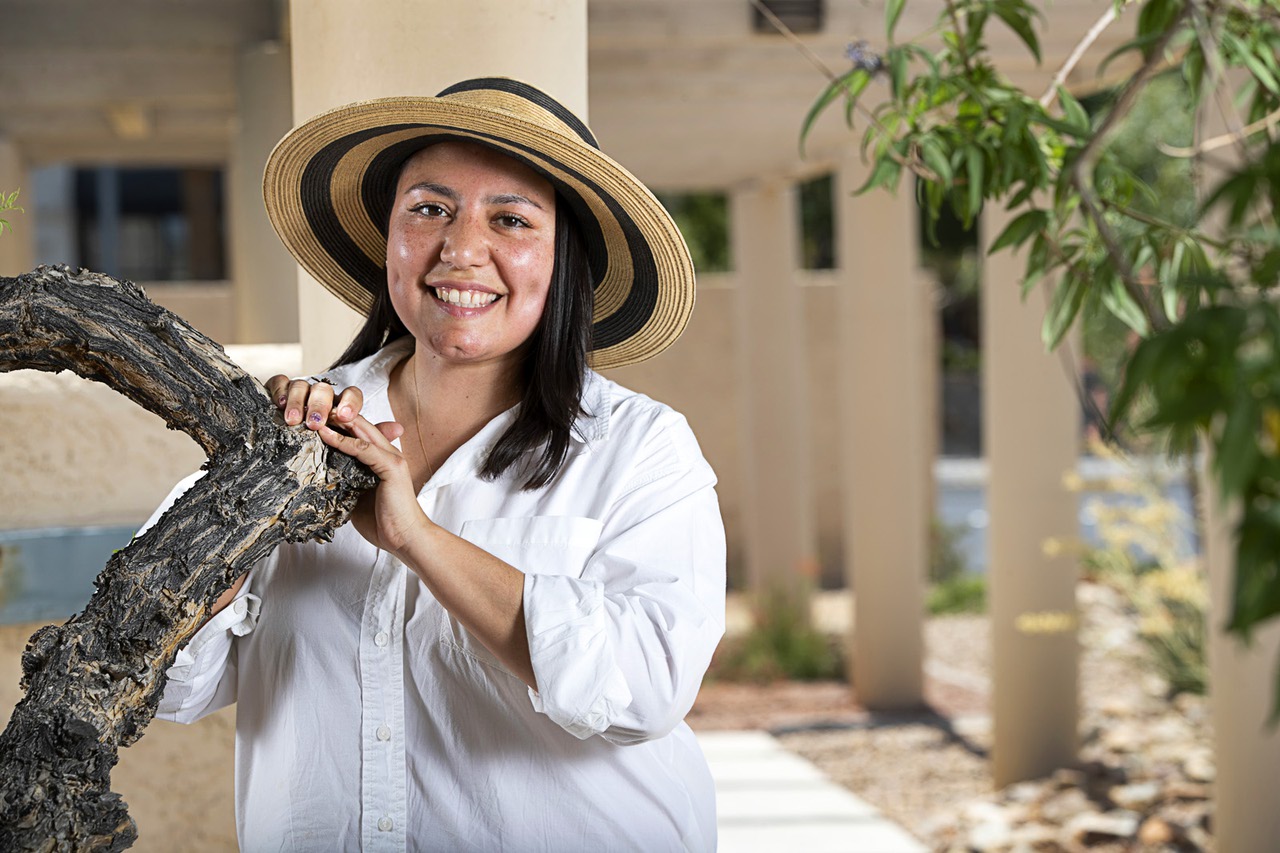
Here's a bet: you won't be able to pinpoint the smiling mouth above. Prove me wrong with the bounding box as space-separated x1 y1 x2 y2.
433 286 502 308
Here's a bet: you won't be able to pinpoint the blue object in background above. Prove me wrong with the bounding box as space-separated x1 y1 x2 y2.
0 526 136 625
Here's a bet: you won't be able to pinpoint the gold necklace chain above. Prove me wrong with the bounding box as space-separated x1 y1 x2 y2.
410 355 433 483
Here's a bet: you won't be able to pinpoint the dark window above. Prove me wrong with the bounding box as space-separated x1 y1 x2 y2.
74 167 226 281
656 192 731 274
752 0 824 34
799 173 835 270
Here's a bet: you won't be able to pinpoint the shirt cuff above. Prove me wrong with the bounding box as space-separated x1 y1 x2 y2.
523 574 632 740
157 587 260 720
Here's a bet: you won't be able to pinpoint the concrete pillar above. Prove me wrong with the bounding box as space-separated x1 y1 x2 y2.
288 0 588 370
835 154 927 708
1199 71 1280 849
230 42 296 344
982 204 1080 786
1203 465 1280 849
0 139 33 276
729 180 818 597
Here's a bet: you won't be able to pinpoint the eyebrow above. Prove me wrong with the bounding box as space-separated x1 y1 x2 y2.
402 181 546 211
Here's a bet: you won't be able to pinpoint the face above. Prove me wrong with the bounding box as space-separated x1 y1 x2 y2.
386 141 557 369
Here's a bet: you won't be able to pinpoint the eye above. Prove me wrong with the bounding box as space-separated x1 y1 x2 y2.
495 213 531 229
410 202 450 218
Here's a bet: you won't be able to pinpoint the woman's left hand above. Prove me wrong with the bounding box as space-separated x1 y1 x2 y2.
317 415 430 557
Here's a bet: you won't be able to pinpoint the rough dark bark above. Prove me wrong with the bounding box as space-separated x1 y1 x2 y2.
0 265 377 851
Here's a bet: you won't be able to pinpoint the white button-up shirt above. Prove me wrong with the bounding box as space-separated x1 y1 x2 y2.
154 337 727 852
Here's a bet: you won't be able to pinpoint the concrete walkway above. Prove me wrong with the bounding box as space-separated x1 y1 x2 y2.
698 730 928 852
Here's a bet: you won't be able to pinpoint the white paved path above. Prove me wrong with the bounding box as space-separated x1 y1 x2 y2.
698 730 928 853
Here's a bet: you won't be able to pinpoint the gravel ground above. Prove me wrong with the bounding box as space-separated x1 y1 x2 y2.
689 585 1183 843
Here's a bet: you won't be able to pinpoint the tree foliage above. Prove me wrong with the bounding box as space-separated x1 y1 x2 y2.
0 189 19 236
806 0 1280 714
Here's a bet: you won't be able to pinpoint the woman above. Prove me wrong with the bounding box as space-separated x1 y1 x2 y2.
153 78 726 851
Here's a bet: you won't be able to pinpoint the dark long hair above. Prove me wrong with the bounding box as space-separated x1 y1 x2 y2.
330 193 594 491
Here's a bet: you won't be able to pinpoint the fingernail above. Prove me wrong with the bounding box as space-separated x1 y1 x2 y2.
338 405 352 420
286 408 300 423
309 412 323 424
277 395 287 406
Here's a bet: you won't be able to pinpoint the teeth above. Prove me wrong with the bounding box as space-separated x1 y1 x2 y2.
434 287 499 307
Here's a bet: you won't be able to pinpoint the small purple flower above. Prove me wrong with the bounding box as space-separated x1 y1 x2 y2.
844 40 884 75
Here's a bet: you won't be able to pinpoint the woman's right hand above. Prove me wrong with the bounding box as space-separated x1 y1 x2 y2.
264 374 365 431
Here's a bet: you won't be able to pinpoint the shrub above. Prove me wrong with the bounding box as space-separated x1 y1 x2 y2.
928 574 987 615
1072 442 1208 696
710 588 843 683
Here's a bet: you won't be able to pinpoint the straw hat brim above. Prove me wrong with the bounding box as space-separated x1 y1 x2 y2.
263 91 696 370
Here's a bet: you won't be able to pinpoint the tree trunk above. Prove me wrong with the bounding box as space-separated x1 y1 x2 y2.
0 266 376 851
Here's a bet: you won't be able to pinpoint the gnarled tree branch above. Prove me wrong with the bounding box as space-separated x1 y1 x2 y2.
0 265 377 851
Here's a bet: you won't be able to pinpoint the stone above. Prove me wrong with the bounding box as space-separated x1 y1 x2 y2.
968 818 1015 850
1066 809 1141 843
1109 781 1161 811
1163 780 1210 800
1037 788 1092 825
1182 748 1215 782
1050 768 1087 790
1137 816 1178 846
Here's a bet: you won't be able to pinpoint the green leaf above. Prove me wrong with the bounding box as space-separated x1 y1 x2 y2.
1221 30 1280 97
1100 275 1151 336
1057 86 1090 133
989 208 1048 253
886 0 906 39
965 146 985 221
800 69 871 153
919 136 953 184
1136 0 1183 59
889 47 909 100
856 154 904 195
1042 273 1088 349
1216 396 1260 503
993 0 1042 63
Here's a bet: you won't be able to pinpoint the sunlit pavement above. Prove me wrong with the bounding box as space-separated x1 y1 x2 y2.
699 730 927 852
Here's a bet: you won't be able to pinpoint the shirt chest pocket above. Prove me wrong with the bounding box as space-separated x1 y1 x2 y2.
457 515 604 578
441 516 604 676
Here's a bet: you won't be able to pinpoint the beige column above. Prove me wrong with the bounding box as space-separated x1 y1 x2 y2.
1199 72 1280 849
230 42 296 344
289 0 588 370
835 154 927 708
1203 467 1280 849
729 180 817 597
982 204 1079 786
0 138 34 276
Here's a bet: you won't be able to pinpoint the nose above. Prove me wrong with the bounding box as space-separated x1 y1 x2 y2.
439 214 489 269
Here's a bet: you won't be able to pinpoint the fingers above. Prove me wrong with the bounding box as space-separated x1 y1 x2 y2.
263 375 365 429
317 416 407 480
333 385 364 425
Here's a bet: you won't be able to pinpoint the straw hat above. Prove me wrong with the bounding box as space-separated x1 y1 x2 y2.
263 77 696 370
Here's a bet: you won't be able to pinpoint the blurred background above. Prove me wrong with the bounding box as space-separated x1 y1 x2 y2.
0 1 1274 850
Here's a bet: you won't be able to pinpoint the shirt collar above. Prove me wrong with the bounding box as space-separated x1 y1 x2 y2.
572 371 611 445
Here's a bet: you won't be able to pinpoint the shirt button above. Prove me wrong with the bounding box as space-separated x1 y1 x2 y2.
232 598 247 616
376 724 391 742
374 631 389 647
377 816 393 832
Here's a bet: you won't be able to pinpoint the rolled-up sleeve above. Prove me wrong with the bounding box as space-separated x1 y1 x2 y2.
523 419 726 744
